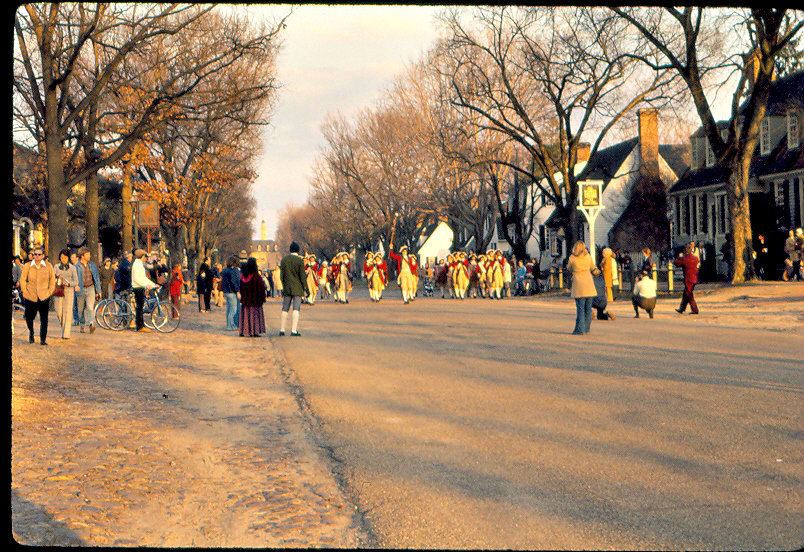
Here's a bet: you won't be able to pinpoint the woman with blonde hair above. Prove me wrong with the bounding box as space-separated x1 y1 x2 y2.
600 247 615 303
568 241 600 335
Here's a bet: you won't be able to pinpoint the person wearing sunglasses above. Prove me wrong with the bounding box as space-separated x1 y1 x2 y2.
19 246 56 345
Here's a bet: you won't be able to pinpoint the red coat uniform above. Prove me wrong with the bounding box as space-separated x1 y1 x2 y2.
375 260 389 284
389 250 415 272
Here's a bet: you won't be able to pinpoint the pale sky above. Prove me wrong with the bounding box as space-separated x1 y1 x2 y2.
243 4 447 240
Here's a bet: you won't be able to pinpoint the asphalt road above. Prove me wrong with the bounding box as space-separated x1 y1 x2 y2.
271 286 803 550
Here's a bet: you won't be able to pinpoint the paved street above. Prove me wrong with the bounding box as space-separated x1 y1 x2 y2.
11 283 804 549
277 284 804 549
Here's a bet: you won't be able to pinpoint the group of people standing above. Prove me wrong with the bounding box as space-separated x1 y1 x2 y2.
566 239 703 335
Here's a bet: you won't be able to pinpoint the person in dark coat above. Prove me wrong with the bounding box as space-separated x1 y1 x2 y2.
591 273 615 321
113 251 133 296
278 241 309 336
238 257 266 337
674 242 700 314
196 258 213 312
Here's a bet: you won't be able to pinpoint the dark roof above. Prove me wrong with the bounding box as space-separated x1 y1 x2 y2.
670 129 803 194
760 71 804 116
658 144 690 179
576 138 638 185
691 121 729 139
667 165 729 195
756 137 804 177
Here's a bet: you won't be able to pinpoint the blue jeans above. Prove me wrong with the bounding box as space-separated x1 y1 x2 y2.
224 293 240 330
573 297 594 334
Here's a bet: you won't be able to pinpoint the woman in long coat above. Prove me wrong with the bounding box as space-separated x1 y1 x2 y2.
568 241 600 335
239 257 267 337
599 247 615 303
196 258 213 312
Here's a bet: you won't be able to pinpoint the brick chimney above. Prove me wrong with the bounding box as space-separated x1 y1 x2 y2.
575 142 591 164
638 108 659 182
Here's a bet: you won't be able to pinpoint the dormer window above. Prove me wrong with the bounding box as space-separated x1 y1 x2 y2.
705 141 716 167
760 117 771 155
788 112 800 149
690 137 700 168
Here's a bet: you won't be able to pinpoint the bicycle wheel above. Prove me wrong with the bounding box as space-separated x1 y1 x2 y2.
94 299 110 330
151 301 180 333
103 299 130 331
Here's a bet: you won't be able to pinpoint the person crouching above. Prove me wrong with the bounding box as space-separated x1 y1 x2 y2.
632 270 657 319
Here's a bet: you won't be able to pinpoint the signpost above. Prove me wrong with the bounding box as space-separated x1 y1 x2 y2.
137 199 160 253
578 180 604 265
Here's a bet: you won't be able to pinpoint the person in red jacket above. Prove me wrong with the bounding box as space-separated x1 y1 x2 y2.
674 242 699 315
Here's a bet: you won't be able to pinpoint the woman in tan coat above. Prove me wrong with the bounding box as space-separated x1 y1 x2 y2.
567 241 600 335
53 249 79 339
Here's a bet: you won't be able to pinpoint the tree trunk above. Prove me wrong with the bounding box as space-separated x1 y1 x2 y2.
121 163 133 253
726 158 755 283
85 172 99 262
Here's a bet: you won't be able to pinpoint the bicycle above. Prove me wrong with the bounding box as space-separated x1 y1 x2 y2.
93 295 117 330
103 288 180 333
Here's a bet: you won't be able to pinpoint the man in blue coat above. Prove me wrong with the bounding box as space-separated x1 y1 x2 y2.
75 247 102 333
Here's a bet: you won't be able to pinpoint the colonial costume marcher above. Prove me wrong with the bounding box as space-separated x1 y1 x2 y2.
366 252 388 302
303 254 319 305
389 246 417 304
332 252 352 303
318 261 331 300
451 252 470 300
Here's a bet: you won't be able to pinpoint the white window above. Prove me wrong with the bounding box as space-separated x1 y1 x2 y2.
760 118 771 155
541 191 554 207
705 140 716 167
788 112 800 150
690 138 700 169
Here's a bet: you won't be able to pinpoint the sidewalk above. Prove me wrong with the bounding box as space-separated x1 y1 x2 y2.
11 303 367 547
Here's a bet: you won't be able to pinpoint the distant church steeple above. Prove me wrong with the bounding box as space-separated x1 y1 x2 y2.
260 219 267 241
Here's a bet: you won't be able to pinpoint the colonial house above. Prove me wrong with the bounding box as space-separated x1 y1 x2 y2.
416 221 454 264
485 109 689 270
667 70 804 278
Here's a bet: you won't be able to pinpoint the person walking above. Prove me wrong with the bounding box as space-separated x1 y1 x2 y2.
568 241 600 335
674 242 700 315
53 249 79 339
632 270 657 318
69 250 81 326
278 242 308 336
75 247 101 334
238 257 266 337
168 263 184 316
196 258 213 312
131 249 159 332
99 257 115 299
20 246 56 345
221 255 241 331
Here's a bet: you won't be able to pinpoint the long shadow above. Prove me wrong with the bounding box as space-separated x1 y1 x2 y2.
285 371 801 549
11 490 85 546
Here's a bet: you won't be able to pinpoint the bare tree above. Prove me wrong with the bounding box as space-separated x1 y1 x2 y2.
614 7 804 282
14 4 286 265
437 6 680 255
